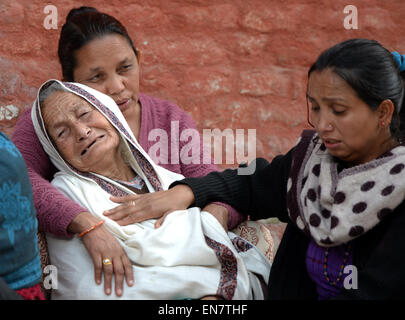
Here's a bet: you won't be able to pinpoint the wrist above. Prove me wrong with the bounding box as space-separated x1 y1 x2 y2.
204 203 229 216
68 211 100 234
172 184 195 208
78 220 105 238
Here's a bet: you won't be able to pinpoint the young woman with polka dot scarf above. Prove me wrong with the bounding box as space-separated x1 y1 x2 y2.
126 38 405 299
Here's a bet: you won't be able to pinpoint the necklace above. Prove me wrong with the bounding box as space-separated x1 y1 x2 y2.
116 175 145 190
323 243 351 287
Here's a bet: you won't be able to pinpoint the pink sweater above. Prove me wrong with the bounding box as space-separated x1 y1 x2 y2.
12 93 244 237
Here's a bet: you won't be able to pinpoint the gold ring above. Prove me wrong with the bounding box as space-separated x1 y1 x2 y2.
102 258 112 266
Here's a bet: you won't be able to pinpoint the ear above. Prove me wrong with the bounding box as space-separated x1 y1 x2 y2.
377 99 395 128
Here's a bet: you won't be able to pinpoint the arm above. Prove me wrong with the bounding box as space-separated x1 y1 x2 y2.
171 151 294 223
105 151 294 228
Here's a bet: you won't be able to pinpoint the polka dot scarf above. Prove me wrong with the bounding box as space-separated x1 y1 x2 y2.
287 130 405 247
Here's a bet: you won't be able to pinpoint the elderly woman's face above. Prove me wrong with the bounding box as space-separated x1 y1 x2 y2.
42 90 120 172
307 69 386 166
72 34 140 116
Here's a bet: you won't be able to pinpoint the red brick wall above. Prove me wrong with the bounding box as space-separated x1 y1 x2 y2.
1 0 404 167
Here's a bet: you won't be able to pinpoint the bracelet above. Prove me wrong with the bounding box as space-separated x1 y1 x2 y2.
78 220 105 238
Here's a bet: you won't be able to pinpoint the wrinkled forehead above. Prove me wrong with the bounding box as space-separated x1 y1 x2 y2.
40 89 94 128
39 81 102 114
41 89 89 111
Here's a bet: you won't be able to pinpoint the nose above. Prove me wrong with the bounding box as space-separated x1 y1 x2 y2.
74 123 91 142
105 74 125 96
314 110 333 133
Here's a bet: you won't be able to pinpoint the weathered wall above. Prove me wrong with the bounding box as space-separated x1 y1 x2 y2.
1 0 404 168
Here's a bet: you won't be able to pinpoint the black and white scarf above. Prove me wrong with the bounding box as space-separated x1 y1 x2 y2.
287 130 405 247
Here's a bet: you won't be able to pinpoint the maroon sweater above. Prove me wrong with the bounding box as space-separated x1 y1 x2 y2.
12 93 244 237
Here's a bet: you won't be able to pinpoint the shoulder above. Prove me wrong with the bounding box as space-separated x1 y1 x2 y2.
11 107 39 151
12 107 34 135
52 172 90 191
51 172 97 206
140 93 194 123
294 130 317 148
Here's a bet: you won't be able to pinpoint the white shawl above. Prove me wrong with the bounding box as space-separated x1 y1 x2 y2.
32 80 270 300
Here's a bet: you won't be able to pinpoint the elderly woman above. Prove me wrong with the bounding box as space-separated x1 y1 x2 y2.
32 79 270 300
125 39 405 299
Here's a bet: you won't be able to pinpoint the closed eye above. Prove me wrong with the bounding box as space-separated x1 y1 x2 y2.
57 129 65 138
80 110 92 118
88 74 101 82
119 64 132 73
332 105 346 115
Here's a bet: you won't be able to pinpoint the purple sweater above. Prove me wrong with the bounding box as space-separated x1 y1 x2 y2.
12 93 244 237
306 239 353 299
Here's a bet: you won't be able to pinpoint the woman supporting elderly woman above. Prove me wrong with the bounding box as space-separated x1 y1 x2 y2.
31 79 270 299
11 6 246 296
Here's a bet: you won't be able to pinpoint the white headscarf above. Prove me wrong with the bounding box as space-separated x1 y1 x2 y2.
32 80 270 300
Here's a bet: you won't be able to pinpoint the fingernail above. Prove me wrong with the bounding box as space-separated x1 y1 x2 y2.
106 288 111 295
129 280 134 286
117 288 122 296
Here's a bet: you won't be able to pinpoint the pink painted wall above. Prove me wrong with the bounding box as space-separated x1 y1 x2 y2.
1 0 404 168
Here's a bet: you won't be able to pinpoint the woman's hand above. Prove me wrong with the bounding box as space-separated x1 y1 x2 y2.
68 212 134 297
103 185 195 228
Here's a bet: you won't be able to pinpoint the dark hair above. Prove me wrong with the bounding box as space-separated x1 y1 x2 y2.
308 38 405 142
58 7 138 81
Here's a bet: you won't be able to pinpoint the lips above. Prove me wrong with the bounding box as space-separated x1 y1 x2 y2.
322 138 342 149
81 135 105 156
115 98 131 110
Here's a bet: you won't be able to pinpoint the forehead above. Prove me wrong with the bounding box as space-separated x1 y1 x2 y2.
307 69 356 99
74 34 135 68
42 90 90 112
41 90 93 125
